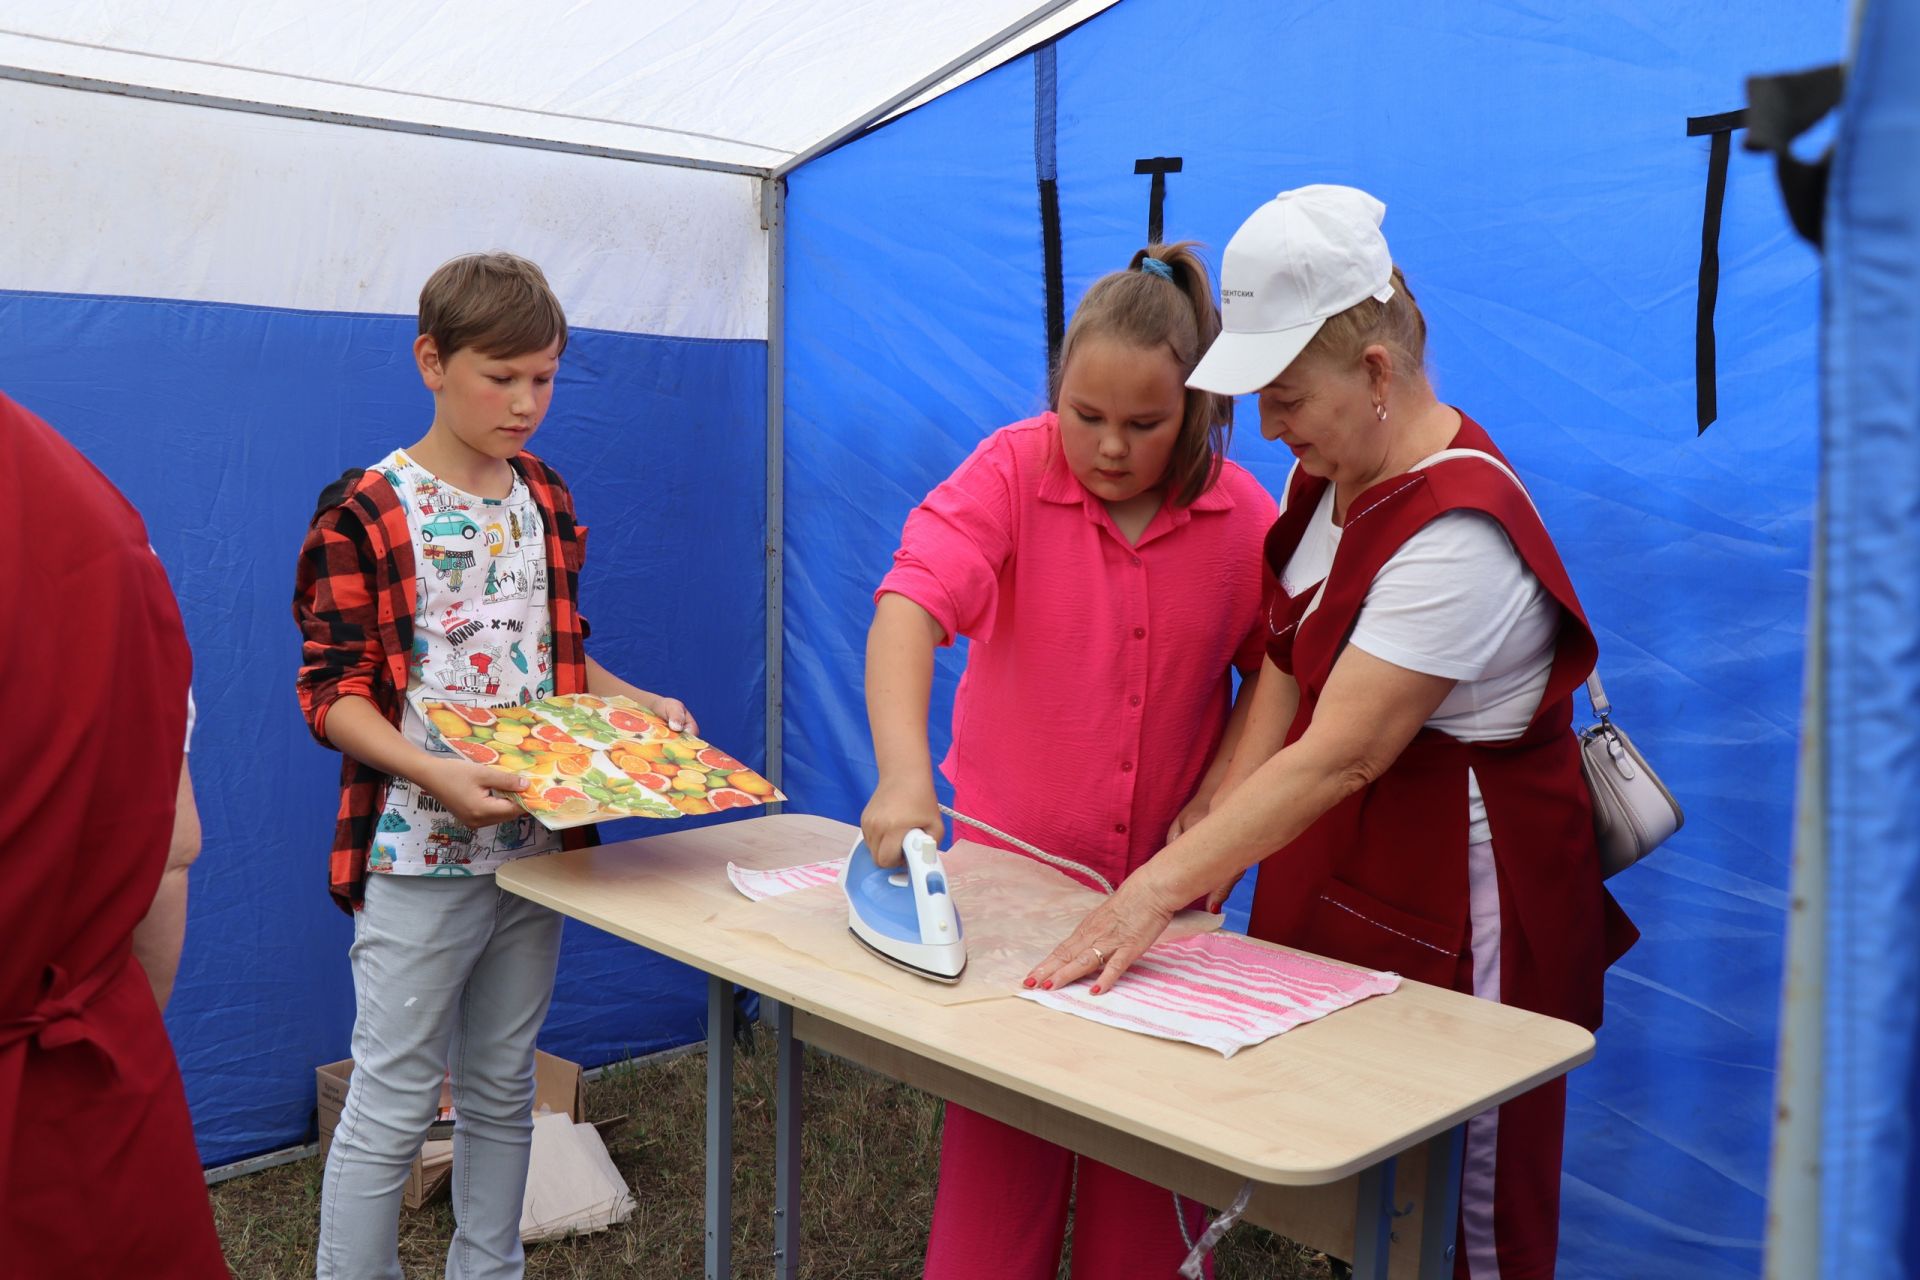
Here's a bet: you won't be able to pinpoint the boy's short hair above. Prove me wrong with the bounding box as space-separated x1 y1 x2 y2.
418 253 568 360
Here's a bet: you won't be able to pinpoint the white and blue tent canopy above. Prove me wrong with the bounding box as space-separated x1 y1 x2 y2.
1 0 1116 337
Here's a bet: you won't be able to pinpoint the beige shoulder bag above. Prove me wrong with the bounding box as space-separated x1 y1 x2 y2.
1580 672 1685 877
1411 449 1684 876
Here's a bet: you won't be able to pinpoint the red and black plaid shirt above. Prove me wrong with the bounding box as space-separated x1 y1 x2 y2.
294 451 594 912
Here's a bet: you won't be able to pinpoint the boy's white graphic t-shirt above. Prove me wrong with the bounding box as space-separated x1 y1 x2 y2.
369 449 562 876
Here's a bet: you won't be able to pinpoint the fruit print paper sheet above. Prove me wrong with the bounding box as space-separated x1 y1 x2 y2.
417 693 785 830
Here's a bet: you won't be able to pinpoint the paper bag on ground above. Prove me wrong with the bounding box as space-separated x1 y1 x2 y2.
520 1111 635 1243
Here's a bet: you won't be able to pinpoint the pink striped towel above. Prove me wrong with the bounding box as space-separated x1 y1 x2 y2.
727 859 845 902
1017 932 1400 1057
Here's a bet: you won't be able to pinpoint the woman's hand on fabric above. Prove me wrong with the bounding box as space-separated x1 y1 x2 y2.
860 777 944 868
1024 873 1183 996
420 759 528 829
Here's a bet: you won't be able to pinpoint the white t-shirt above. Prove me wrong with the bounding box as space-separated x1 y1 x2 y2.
1283 485 1560 844
368 449 562 877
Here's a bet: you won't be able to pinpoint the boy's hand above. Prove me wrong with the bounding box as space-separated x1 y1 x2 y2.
418 759 529 829
650 696 698 735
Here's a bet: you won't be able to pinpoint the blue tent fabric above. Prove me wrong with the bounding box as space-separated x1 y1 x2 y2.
782 66 1046 834
0 290 768 1165
0 6 1864 1269
783 2 1838 1274
1819 0 1920 1272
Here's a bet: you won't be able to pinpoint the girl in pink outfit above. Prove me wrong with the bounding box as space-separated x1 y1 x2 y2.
862 242 1277 1279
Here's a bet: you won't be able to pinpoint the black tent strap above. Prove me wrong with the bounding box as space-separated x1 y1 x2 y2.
1742 67 1841 152
1689 110 1747 434
1688 109 1749 137
1040 178 1064 363
1035 46 1064 368
1745 65 1845 249
1134 156 1183 245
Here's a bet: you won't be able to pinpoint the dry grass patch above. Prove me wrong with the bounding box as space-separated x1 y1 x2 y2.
213 1041 1333 1278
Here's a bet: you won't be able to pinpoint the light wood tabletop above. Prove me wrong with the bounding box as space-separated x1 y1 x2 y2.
498 812 1593 1190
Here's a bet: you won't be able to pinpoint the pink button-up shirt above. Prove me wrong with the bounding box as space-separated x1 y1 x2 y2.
877 413 1277 889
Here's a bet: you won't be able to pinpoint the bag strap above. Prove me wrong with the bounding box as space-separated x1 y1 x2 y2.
1411 447 1617 720
1409 446 1537 514
1586 672 1612 721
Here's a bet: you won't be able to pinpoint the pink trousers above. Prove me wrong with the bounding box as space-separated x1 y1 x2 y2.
923 1103 1214 1280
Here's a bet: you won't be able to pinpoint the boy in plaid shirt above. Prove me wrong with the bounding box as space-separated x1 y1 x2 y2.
294 253 692 1279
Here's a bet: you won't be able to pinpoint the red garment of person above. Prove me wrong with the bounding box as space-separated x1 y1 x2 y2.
1249 413 1636 1279
0 394 228 1278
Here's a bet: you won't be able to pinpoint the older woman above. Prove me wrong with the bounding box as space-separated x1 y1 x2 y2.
0 392 226 1277
1027 186 1637 1280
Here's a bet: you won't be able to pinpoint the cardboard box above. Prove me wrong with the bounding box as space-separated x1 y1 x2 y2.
317 1051 585 1209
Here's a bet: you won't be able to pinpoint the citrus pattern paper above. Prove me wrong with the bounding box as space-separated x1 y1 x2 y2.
417 693 784 830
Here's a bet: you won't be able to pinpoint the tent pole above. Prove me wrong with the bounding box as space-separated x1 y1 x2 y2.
1765 508 1825 1277
763 175 787 803
0 65 772 177
771 0 1082 178
1767 6 1866 1264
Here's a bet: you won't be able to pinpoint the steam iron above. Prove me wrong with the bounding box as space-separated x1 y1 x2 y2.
842 828 966 983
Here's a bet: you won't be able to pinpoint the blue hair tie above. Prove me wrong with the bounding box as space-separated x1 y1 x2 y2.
1138 257 1175 282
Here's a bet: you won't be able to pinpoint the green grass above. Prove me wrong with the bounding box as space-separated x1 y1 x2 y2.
212 1043 1333 1278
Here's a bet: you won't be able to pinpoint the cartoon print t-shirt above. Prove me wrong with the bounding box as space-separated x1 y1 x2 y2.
368 448 562 876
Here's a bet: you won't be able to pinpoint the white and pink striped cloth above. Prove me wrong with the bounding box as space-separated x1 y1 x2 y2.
1018 932 1401 1057
727 859 844 902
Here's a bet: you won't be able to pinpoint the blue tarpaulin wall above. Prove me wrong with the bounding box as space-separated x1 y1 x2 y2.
783 2 1840 1275
1819 0 1920 1272
0 293 768 1166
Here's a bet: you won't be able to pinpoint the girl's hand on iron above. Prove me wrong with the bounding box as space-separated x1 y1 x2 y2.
860 778 943 868
419 759 528 829
649 695 698 735
1024 874 1181 996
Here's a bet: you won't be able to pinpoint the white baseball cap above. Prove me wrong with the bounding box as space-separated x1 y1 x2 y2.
1187 184 1397 396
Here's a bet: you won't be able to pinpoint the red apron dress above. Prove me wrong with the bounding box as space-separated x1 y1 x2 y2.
1250 413 1636 1280
0 394 228 1278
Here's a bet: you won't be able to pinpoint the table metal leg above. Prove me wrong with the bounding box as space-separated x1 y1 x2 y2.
771 999 803 1280
1351 1154 1398 1280
706 975 735 1280
1418 1124 1466 1279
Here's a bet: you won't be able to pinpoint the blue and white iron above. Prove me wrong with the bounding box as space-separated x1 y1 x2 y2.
842 829 966 983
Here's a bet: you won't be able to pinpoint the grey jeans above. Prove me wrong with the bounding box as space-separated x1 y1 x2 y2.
317 872 564 1280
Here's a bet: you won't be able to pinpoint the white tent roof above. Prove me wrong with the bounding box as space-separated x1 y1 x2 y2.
0 0 1115 174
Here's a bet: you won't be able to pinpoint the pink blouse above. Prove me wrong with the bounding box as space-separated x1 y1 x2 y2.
877 413 1277 888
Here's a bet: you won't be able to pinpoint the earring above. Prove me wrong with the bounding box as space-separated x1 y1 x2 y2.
1373 402 1388 422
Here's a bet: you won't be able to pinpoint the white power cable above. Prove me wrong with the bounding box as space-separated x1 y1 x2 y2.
1178 1181 1255 1278
942 806 1248 1262
937 804 1114 894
